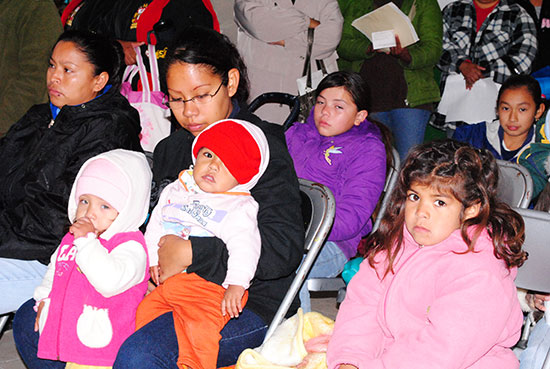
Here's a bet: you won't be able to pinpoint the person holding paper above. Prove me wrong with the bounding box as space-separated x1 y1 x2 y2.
234 0 343 125
337 0 443 161
436 0 537 129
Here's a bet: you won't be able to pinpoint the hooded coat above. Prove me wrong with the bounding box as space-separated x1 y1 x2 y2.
0 88 142 264
34 149 152 366
327 227 523 369
285 111 386 259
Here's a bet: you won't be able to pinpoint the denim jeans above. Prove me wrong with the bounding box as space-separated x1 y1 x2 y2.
0 258 47 314
14 298 268 368
13 299 66 369
299 241 347 313
369 108 431 162
519 317 550 369
113 310 267 368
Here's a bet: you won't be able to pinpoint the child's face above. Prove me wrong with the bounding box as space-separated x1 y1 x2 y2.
498 86 545 142
75 194 118 234
313 86 367 137
193 147 239 193
404 183 479 246
47 41 106 109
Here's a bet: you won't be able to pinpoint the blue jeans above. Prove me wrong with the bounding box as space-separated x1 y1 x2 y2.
369 108 431 162
13 299 66 369
0 257 48 314
14 299 267 369
520 317 550 369
299 241 347 313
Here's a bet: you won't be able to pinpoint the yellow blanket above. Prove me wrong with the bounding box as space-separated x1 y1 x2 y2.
235 309 334 369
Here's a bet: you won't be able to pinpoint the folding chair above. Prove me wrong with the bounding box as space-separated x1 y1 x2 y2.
514 208 550 369
497 160 533 209
305 147 401 299
247 92 300 131
263 178 335 342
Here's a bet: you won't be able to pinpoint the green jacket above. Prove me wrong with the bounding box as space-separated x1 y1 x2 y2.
337 0 442 107
0 0 63 135
518 112 550 199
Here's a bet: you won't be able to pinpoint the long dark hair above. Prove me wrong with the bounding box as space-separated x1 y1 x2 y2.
162 26 250 104
361 139 526 277
55 30 125 91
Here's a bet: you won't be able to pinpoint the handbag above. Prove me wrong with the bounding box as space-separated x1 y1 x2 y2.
120 43 171 152
297 28 328 123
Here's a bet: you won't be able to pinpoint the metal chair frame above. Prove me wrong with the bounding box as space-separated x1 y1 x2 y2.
263 178 335 342
247 92 300 131
514 208 550 369
497 160 533 209
306 147 400 296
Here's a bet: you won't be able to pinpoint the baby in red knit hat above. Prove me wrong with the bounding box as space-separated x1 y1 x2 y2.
140 119 270 369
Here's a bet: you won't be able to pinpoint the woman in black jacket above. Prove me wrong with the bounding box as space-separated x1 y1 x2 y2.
0 30 142 315
111 26 304 368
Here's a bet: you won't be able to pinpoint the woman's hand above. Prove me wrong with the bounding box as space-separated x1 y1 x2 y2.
157 235 192 284
309 18 320 28
221 285 245 318
118 40 145 65
389 35 411 64
70 217 96 239
527 293 550 311
459 60 486 89
150 265 161 286
34 301 45 332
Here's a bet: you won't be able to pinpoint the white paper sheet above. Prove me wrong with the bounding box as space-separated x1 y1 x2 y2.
351 3 419 48
437 74 501 124
372 30 396 50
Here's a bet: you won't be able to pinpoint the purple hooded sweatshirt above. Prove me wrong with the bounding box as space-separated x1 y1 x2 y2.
285 110 386 259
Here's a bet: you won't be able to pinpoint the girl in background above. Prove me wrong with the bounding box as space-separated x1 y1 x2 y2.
453 74 549 199
327 140 526 369
285 71 387 312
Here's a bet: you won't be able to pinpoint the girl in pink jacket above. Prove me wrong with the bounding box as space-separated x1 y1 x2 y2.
327 139 527 369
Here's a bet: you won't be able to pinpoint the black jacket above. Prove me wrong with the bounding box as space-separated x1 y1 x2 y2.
152 106 304 325
0 89 142 264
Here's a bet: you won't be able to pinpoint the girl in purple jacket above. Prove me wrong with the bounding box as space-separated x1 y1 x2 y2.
285 71 388 312
327 140 526 369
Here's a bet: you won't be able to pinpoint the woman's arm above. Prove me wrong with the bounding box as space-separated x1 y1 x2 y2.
490 7 537 83
307 0 343 61
336 0 374 69
403 0 442 70
438 2 473 75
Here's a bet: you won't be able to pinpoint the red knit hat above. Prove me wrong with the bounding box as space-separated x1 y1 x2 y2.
192 120 262 184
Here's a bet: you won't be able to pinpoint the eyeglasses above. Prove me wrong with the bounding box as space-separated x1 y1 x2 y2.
163 81 224 109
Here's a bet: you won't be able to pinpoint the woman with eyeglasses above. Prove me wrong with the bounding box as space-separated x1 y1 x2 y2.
112 26 304 368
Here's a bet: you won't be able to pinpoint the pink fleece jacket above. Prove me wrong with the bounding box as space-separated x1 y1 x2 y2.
327 226 523 369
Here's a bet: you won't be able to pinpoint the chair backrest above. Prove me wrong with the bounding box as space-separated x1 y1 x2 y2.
514 207 550 293
263 178 335 342
497 160 533 209
306 146 400 295
247 92 300 131
372 147 400 232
